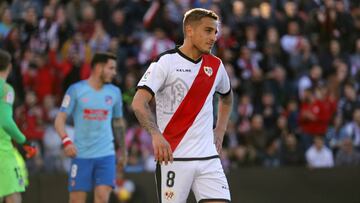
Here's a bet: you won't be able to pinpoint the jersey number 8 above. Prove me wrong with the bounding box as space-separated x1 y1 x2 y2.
166 171 176 187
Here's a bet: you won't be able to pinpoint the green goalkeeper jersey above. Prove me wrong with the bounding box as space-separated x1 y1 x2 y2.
0 78 26 151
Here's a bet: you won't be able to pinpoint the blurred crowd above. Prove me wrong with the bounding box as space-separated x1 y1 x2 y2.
1 0 360 183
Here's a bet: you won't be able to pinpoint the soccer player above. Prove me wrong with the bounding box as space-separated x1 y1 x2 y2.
54 52 127 203
132 8 233 203
0 49 37 203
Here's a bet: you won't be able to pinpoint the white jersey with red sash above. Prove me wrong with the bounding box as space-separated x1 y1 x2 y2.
137 48 231 158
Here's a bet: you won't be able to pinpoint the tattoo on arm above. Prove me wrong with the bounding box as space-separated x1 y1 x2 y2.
220 90 233 106
133 101 161 136
216 91 233 131
113 118 126 152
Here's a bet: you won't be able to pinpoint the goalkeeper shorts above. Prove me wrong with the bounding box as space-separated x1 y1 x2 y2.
0 149 25 197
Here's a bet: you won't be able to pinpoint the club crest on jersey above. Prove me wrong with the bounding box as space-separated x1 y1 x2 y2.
81 97 89 103
105 96 113 105
204 66 213 77
164 189 175 200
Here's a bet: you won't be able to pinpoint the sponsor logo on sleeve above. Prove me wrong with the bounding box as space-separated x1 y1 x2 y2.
141 71 151 82
61 95 71 108
5 91 14 104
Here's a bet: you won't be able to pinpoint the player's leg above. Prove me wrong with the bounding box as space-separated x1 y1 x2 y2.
68 158 94 203
93 155 116 203
69 191 87 203
156 161 195 203
0 151 25 203
4 193 21 203
198 200 229 203
94 185 112 203
192 158 231 203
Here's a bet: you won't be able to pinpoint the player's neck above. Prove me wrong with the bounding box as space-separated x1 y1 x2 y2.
87 75 104 91
0 71 8 81
178 43 202 61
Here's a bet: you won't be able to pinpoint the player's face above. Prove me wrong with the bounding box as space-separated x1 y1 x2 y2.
191 17 218 54
100 59 117 83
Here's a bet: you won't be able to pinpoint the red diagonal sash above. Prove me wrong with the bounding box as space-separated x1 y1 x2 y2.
163 54 221 151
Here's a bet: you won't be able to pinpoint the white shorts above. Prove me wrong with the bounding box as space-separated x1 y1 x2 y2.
155 156 231 203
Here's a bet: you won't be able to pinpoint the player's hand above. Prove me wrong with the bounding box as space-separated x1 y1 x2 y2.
117 153 128 172
214 127 225 154
64 143 77 158
152 133 173 165
61 135 77 158
23 141 38 158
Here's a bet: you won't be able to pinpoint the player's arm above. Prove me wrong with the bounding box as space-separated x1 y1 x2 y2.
112 117 127 169
54 111 77 157
214 90 233 154
132 88 173 164
0 96 37 158
54 111 69 140
0 105 26 144
55 86 77 157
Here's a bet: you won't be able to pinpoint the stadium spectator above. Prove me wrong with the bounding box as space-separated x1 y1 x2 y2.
280 133 305 166
335 137 360 166
259 27 283 73
254 91 281 131
262 138 281 168
297 64 323 100
138 27 174 65
247 114 268 162
306 136 334 168
342 108 360 151
264 64 296 107
337 82 360 123
15 90 45 148
298 87 331 149
0 8 13 40
326 114 347 154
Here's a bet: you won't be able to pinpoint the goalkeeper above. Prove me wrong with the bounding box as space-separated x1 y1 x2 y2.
0 49 37 203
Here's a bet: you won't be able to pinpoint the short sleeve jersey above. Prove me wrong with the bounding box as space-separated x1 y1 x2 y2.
60 80 123 158
137 48 231 158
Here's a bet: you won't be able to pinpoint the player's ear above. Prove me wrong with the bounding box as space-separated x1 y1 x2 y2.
185 24 194 38
7 63 12 72
94 63 102 72
91 63 100 73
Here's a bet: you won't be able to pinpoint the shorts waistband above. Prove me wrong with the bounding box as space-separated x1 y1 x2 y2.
172 155 219 161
